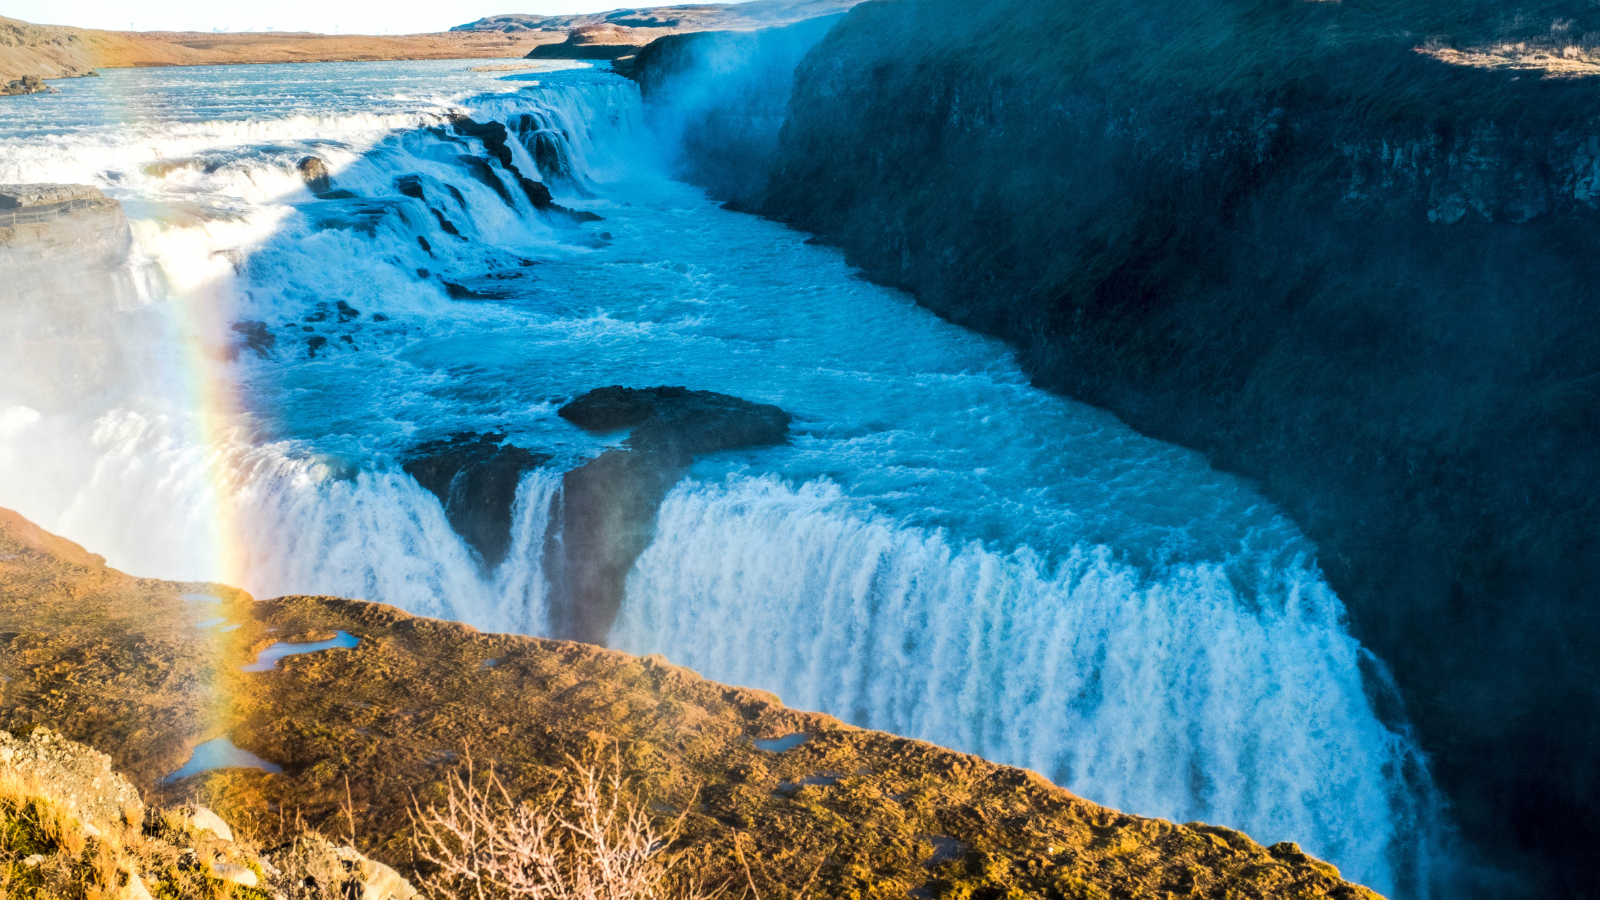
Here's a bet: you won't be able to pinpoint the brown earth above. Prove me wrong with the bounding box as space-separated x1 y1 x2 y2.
0 506 1382 899
1 2 865 86
0 15 560 84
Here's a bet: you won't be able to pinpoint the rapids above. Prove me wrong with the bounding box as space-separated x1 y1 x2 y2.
0 58 1447 895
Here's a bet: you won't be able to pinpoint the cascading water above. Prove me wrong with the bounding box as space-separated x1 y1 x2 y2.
0 58 1448 896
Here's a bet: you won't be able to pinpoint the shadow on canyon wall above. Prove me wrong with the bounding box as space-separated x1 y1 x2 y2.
627 1 1600 897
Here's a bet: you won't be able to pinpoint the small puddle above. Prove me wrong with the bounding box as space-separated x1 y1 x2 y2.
242 631 359 672
753 733 809 753
482 658 499 668
924 835 970 866
164 737 282 782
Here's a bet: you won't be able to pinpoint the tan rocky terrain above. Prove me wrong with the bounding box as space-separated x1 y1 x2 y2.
0 506 1381 899
0 2 863 87
0 15 556 85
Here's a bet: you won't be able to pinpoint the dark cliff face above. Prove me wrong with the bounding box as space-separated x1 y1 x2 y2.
628 17 842 203
633 1 1600 896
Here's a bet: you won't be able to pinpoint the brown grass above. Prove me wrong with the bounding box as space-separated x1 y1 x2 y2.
411 753 714 900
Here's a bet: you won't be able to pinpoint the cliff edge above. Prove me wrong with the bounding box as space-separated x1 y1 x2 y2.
0 506 1380 899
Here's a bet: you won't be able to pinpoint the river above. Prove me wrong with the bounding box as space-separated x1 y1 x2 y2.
0 57 1446 895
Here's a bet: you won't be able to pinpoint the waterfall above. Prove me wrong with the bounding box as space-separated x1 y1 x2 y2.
0 60 1450 898
613 475 1443 894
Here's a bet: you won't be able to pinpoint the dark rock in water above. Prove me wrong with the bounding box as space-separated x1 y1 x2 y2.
416 235 432 255
372 313 389 322
441 279 497 300
297 156 332 194
416 268 429 278
335 300 359 322
402 433 552 569
432 209 464 238
456 155 515 207
315 189 358 200
230 320 275 358
550 449 680 644
549 386 791 644
450 115 602 224
395 176 465 237
395 175 426 201
306 336 327 357
559 385 791 462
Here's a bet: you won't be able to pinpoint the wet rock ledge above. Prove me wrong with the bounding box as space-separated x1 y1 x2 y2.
0 506 1380 900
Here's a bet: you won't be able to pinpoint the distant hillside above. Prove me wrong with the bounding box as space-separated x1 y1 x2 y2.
0 15 556 84
453 0 862 34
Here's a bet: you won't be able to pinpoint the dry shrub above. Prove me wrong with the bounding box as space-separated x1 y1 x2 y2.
411 755 713 900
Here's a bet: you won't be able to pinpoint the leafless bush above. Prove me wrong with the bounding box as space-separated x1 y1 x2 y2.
411 754 713 900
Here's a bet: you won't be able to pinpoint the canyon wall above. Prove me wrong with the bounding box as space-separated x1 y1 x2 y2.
633 1 1600 896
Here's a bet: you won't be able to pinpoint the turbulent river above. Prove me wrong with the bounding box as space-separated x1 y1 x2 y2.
0 59 1448 895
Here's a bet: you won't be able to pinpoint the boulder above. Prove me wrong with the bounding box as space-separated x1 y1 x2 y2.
271 835 419 900
297 156 332 193
210 862 257 886
185 804 234 842
230 320 276 358
558 385 791 461
0 183 106 210
0 728 143 832
402 433 553 569
549 387 790 643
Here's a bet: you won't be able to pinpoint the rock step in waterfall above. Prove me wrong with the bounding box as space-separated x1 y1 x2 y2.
403 385 793 644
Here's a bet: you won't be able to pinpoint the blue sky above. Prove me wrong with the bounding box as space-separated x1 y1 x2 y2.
36 1 663 35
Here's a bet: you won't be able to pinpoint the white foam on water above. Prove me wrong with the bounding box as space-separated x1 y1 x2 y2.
0 59 1451 897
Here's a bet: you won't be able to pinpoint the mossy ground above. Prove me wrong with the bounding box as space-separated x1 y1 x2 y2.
1 508 1381 899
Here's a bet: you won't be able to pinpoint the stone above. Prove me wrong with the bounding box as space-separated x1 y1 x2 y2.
119 871 154 900
0 183 107 210
186 804 234 842
549 386 791 642
558 385 791 461
271 835 418 900
401 433 552 569
298 156 333 194
0 728 143 831
211 862 257 886
231 320 276 358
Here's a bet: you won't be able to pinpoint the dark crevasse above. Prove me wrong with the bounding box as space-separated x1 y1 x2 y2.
626 1 1600 897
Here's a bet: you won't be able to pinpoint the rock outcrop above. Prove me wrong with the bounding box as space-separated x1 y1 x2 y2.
1 73 54 95
0 728 143 832
549 386 791 643
0 506 1381 900
0 182 142 412
526 24 646 60
633 1 1600 893
401 433 553 569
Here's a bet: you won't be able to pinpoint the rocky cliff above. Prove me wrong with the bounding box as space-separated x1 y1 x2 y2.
0 506 1380 900
631 1 1600 896
0 183 146 412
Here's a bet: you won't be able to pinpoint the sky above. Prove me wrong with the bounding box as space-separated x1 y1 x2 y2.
26 1 667 35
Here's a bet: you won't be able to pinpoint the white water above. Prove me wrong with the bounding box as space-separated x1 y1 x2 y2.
0 59 1446 895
